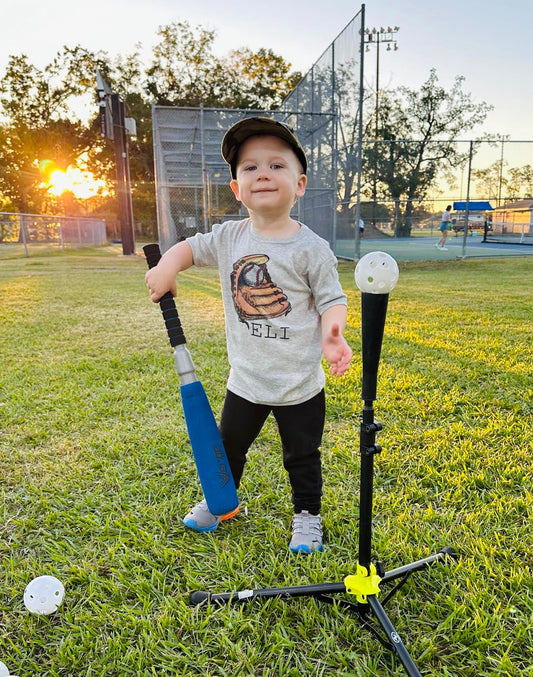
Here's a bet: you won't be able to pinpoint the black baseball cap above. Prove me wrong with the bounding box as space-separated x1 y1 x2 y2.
221 116 307 179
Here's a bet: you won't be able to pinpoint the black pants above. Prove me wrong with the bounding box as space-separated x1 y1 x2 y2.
219 389 325 515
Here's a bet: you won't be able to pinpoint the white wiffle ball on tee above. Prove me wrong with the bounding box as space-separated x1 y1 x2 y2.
354 251 399 294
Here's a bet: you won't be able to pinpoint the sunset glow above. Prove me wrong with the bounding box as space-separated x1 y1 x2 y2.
40 160 108 200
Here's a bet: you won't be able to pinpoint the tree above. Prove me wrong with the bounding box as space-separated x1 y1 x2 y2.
145 21 297 110
363 69 493 235
506 165 533 199
0 24 300 235
334 61 372 230
145 22 220 106
218 48 301 110
472 161 507 202
0 50 101 212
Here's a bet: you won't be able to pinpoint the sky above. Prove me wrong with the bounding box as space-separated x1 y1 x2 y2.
2 0 532 145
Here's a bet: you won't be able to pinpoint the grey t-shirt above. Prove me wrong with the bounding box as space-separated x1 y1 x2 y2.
187 219 347 406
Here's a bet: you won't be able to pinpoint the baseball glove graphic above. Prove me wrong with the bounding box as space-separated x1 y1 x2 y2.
231 254 291 322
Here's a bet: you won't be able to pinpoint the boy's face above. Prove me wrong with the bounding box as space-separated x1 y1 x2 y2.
230 135 307 218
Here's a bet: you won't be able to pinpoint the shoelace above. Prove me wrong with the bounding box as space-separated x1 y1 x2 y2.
292 512 322 537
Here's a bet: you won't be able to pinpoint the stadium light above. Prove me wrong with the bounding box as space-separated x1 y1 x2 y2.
363 25 400 226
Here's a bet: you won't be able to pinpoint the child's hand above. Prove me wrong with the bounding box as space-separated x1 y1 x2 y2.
144 240 193 302
322 323 352 376
145 266 177 303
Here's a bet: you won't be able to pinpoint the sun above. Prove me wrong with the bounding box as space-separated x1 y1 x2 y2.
40 160 108 200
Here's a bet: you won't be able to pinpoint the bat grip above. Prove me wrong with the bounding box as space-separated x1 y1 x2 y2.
143 243 186 348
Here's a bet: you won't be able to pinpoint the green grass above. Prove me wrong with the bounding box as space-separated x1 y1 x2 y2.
1 248 532 676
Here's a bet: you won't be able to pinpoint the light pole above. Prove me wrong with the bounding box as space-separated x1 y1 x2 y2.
497 134 510 207
363 26 399 227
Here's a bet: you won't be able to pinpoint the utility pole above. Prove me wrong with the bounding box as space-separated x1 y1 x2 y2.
497 134 510 207
110 94 135 255
96 71 135 256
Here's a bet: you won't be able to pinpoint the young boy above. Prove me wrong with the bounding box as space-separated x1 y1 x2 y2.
146 116 352 553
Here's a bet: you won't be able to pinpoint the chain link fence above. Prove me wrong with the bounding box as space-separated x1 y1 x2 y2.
281 8 364 253
0 212 107 257
151 5 532 261
334 138 533 258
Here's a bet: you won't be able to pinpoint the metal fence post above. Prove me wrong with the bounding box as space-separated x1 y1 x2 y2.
461 141 474 259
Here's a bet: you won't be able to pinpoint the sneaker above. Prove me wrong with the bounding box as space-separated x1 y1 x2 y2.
289 511 323 553
182 499 239 533
440 247 448 251
434 242 441 248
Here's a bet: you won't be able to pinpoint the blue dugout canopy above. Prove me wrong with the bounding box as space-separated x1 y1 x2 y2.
453 201 493 211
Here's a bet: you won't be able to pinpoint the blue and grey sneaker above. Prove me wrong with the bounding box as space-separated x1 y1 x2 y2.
289 510 323 553
182 498 239 533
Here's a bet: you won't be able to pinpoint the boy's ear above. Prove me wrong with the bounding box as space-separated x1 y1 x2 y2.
230 179 241 202
296 173 307 197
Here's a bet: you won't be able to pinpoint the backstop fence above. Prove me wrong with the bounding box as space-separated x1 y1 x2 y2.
151 4 532 260
152 106 336 253
152 9 363 254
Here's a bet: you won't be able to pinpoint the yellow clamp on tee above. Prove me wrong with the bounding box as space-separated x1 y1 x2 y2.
344 563 382 604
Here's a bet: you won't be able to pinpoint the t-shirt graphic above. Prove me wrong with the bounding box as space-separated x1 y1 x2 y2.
231 254 291 322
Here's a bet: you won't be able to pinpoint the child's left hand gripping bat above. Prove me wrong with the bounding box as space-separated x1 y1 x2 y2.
144 243 239 516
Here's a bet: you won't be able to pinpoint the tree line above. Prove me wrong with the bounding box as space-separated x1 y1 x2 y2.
0 21 531 238
0 22 300 236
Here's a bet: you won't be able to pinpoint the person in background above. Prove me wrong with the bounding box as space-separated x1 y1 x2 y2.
436 205 452 250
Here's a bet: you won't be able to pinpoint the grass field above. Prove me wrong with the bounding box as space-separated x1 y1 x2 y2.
1 247 532 676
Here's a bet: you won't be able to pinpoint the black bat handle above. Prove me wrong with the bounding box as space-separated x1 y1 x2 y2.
143 243 186 348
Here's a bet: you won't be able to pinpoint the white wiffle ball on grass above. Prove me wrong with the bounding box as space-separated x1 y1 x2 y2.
0 660 19 677
23 575 65 615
